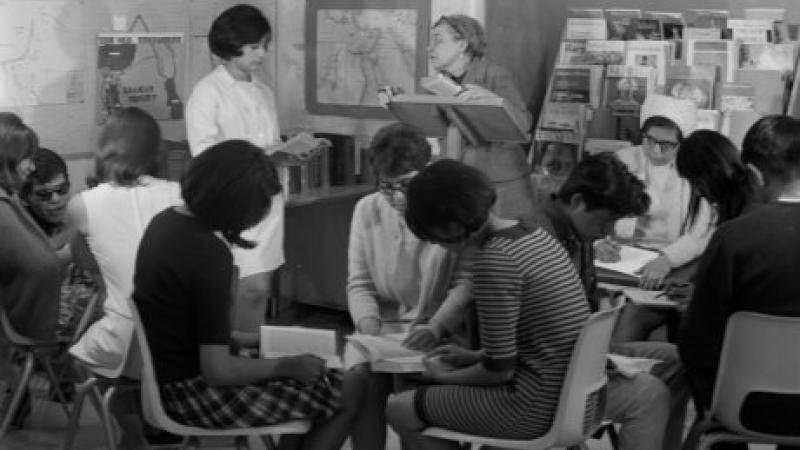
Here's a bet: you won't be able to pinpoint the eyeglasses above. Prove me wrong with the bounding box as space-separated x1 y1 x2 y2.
31 183 70 201
641 133 679 152
377 171 418 197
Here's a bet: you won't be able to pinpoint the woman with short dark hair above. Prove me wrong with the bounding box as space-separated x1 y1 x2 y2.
185 3 286 341
386 160 589 449
134 140 368 450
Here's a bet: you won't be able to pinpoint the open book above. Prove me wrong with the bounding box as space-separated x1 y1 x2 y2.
260 325 342 369
621 287 678 308
345 333 425 373
267 132 329 160
595 245 660 278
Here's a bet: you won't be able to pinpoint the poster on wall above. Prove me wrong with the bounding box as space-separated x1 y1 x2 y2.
96 32 185 124
305 0 431 119
0 0 86 108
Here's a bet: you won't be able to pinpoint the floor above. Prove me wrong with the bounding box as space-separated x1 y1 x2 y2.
0 303 777 450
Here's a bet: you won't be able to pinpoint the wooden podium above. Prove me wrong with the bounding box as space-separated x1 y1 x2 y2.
386 93 531 160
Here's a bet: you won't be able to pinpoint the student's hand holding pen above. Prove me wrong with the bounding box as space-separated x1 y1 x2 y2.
636 254 672 290
594 237 622 263
403 324 442 352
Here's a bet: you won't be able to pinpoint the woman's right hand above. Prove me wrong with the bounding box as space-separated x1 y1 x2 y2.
277 354 325 384
595 238 622 263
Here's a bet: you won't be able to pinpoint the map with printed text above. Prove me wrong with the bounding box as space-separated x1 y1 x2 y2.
0 0 86 107
316 9 417 106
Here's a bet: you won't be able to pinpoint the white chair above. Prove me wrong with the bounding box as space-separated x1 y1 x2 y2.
695 312 800 449
423 303 623 449
128 298 311 450
62 315 140 450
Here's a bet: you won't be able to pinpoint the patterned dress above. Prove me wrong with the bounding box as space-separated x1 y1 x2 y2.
414 225 589 439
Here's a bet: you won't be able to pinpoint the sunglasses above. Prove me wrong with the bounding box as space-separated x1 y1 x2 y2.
31 183 70 201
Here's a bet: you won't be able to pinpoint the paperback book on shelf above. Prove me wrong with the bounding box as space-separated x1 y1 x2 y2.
738 43 798 73
559 39 590 65
569 7 604 19
625 40 671 86
683 27 723 41
550 65 604 107
695 109 721 131
539 102 583 131
727 19 773 43
585 40 627 65
628 18 663 40
666 64 717 109
686 39 738 82
734 69 786 114
718 83 756 112
566 18 608 40
604 9 641 40
743 8 786 22
684 9 729 30
603 65 657 112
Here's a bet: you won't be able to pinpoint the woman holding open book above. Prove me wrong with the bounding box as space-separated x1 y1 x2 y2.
385 160 589 448
133 140 369 450
426 14 536 219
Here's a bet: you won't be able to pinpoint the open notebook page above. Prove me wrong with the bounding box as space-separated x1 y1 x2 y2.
594 245 660 277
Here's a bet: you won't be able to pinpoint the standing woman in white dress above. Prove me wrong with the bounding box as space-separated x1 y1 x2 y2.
185 4 284 337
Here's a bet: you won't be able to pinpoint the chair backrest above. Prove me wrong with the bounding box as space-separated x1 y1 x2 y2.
710 311 800 441
0 304 37 347
126 297 181 430
545 302 622 447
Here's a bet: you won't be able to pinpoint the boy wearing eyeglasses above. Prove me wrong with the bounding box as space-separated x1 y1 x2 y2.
346 122 472 450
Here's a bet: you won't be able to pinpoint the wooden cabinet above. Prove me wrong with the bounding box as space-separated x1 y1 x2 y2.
277 185 373 312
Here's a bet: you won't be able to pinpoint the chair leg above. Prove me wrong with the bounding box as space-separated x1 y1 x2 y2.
40 355 71 417
606 423 620 450
62 377 98 450
86 384 118 450
101 385 120 450
0 350 34 438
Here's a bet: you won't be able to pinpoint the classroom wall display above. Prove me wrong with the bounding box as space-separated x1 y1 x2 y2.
0 0 87 108
304 0 431 119
96 32 185 124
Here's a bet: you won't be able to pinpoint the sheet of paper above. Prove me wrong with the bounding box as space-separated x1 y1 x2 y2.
345 333 425 362
607 353 661 378
622 288 678 308
594 245 660 276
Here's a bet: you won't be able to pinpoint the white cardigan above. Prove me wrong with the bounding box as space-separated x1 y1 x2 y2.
346 192 472 333
615 146 715 268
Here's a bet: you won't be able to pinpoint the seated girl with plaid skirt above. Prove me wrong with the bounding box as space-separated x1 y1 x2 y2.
132 139 369 450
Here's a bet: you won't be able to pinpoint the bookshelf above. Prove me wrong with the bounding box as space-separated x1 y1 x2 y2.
532 6 800 193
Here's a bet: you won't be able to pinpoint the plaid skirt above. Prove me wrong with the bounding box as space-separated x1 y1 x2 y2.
160 370 343 429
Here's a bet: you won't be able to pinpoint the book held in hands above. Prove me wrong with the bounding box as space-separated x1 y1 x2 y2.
260 325 343 369
346 333 425 373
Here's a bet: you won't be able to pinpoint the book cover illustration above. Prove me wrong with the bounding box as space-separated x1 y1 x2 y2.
605 9 641 40
566 18 609 40
550 66 603 106
738 43 798 74
625 41 671 86
718 83 756 112
666 64 717 109
539 102 583 131
629 18 663 40
559 39 590 65
585 40 626 65
683 27 722 41
734 69 786 114
695 109 721 131
603 65 656 113
728 19 773 43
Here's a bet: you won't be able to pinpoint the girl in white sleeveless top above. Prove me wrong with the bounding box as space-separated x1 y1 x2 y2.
67 107 181 450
